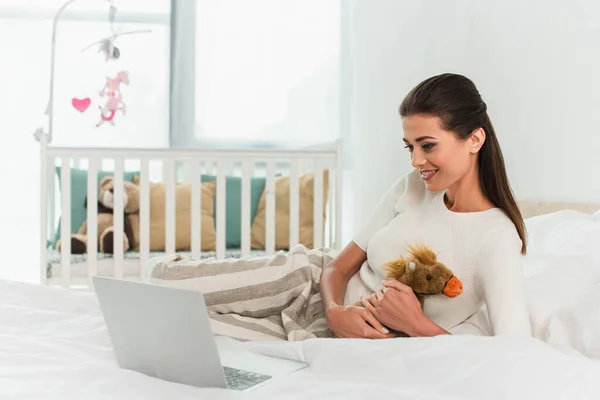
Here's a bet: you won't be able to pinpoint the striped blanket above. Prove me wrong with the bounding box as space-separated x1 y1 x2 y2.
147 245 339 341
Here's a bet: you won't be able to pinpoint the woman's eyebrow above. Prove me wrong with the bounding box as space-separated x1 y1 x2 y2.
403 136 436 143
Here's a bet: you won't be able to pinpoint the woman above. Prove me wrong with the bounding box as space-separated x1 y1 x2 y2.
320 73 532 339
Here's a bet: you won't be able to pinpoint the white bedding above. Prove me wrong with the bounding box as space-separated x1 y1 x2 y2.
1 210 599 399
522 210 600 359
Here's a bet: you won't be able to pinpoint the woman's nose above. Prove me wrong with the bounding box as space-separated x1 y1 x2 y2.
411 151 426 169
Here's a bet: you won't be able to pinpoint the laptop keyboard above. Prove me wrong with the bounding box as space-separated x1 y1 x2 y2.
223 366 271 390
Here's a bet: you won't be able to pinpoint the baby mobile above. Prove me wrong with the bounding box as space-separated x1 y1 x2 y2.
71 0 150 127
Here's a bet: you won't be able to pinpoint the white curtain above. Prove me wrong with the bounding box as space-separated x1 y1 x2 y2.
0 1 170 283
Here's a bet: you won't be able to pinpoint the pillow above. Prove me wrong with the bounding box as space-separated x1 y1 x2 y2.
523 254 600 359
53 167 139 246
148 180 217 252
521 210 600 358
200 175 267 248
250 171 329 250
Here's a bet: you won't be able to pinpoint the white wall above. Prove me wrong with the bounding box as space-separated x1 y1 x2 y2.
348 0 600 231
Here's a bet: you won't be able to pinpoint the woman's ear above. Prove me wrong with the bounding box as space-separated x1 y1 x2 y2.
468 127 486 153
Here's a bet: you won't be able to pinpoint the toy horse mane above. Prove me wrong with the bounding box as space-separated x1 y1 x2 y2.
406 243 439 265
383 243 440 280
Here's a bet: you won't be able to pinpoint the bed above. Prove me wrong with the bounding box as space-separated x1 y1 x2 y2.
2 202 600 399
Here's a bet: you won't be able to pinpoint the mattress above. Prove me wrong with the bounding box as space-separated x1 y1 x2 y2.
45 248 268 280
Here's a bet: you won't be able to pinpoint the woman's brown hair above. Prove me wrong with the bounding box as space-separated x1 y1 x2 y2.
399 73 527 255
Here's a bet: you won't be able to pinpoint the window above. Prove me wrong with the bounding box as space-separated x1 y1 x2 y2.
171 0 342 148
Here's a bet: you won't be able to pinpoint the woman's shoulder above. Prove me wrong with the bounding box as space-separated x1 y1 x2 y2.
484 210 521 236
474 212 523 257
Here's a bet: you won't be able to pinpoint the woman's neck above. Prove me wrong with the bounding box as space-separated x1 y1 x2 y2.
444 164 494 213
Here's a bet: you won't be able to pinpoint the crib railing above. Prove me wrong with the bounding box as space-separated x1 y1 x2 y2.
38 134 343 289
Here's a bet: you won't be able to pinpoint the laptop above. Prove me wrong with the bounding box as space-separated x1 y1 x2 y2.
92 276 308 391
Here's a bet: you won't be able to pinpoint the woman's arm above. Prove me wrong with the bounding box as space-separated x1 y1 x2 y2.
475 227 532 336
327 174 408 306
320 241 365 310
323 173 411 338
320 242 395 339
411 314 451 337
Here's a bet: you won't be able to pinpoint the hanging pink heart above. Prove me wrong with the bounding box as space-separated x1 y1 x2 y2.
72 97 91 113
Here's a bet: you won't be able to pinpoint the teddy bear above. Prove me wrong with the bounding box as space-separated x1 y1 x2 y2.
56 176 140 254
355 243 463 336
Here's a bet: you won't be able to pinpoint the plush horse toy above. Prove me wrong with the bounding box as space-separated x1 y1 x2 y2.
355 243 463 335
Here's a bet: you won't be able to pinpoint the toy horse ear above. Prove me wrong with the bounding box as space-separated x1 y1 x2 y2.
408 261 416 271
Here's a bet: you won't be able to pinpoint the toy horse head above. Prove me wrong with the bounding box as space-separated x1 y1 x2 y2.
384 244 463 298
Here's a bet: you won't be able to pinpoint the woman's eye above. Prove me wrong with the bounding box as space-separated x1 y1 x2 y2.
404 145 413 152
422 143 435 151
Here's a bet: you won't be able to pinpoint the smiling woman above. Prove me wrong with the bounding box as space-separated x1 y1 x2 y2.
320 73 532 339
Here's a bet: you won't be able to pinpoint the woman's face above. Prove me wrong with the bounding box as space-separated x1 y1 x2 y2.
401 114 483 192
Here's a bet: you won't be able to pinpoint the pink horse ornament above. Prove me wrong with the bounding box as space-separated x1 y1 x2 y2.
97 70 129 127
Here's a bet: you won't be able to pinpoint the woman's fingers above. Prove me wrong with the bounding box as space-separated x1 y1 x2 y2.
366 292 380 308
364 325 395 339
361 316 395 339
361 296 377 312
358 300 390 336
382 279 412 293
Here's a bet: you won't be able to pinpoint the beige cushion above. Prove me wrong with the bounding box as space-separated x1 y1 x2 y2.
518 201 600 219
251 171 329 250
518 202 540 219
148 181 217 251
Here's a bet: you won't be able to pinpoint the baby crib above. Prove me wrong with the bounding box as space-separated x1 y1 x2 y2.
37 131 343 289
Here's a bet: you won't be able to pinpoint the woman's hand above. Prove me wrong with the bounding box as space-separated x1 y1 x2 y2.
326 304 397 339
361 280 449 337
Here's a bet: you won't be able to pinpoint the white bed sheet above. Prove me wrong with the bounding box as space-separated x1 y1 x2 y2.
0 282 598 399
1 210 599 399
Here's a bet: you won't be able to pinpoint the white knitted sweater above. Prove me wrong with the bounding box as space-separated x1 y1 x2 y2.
344 169 532 336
